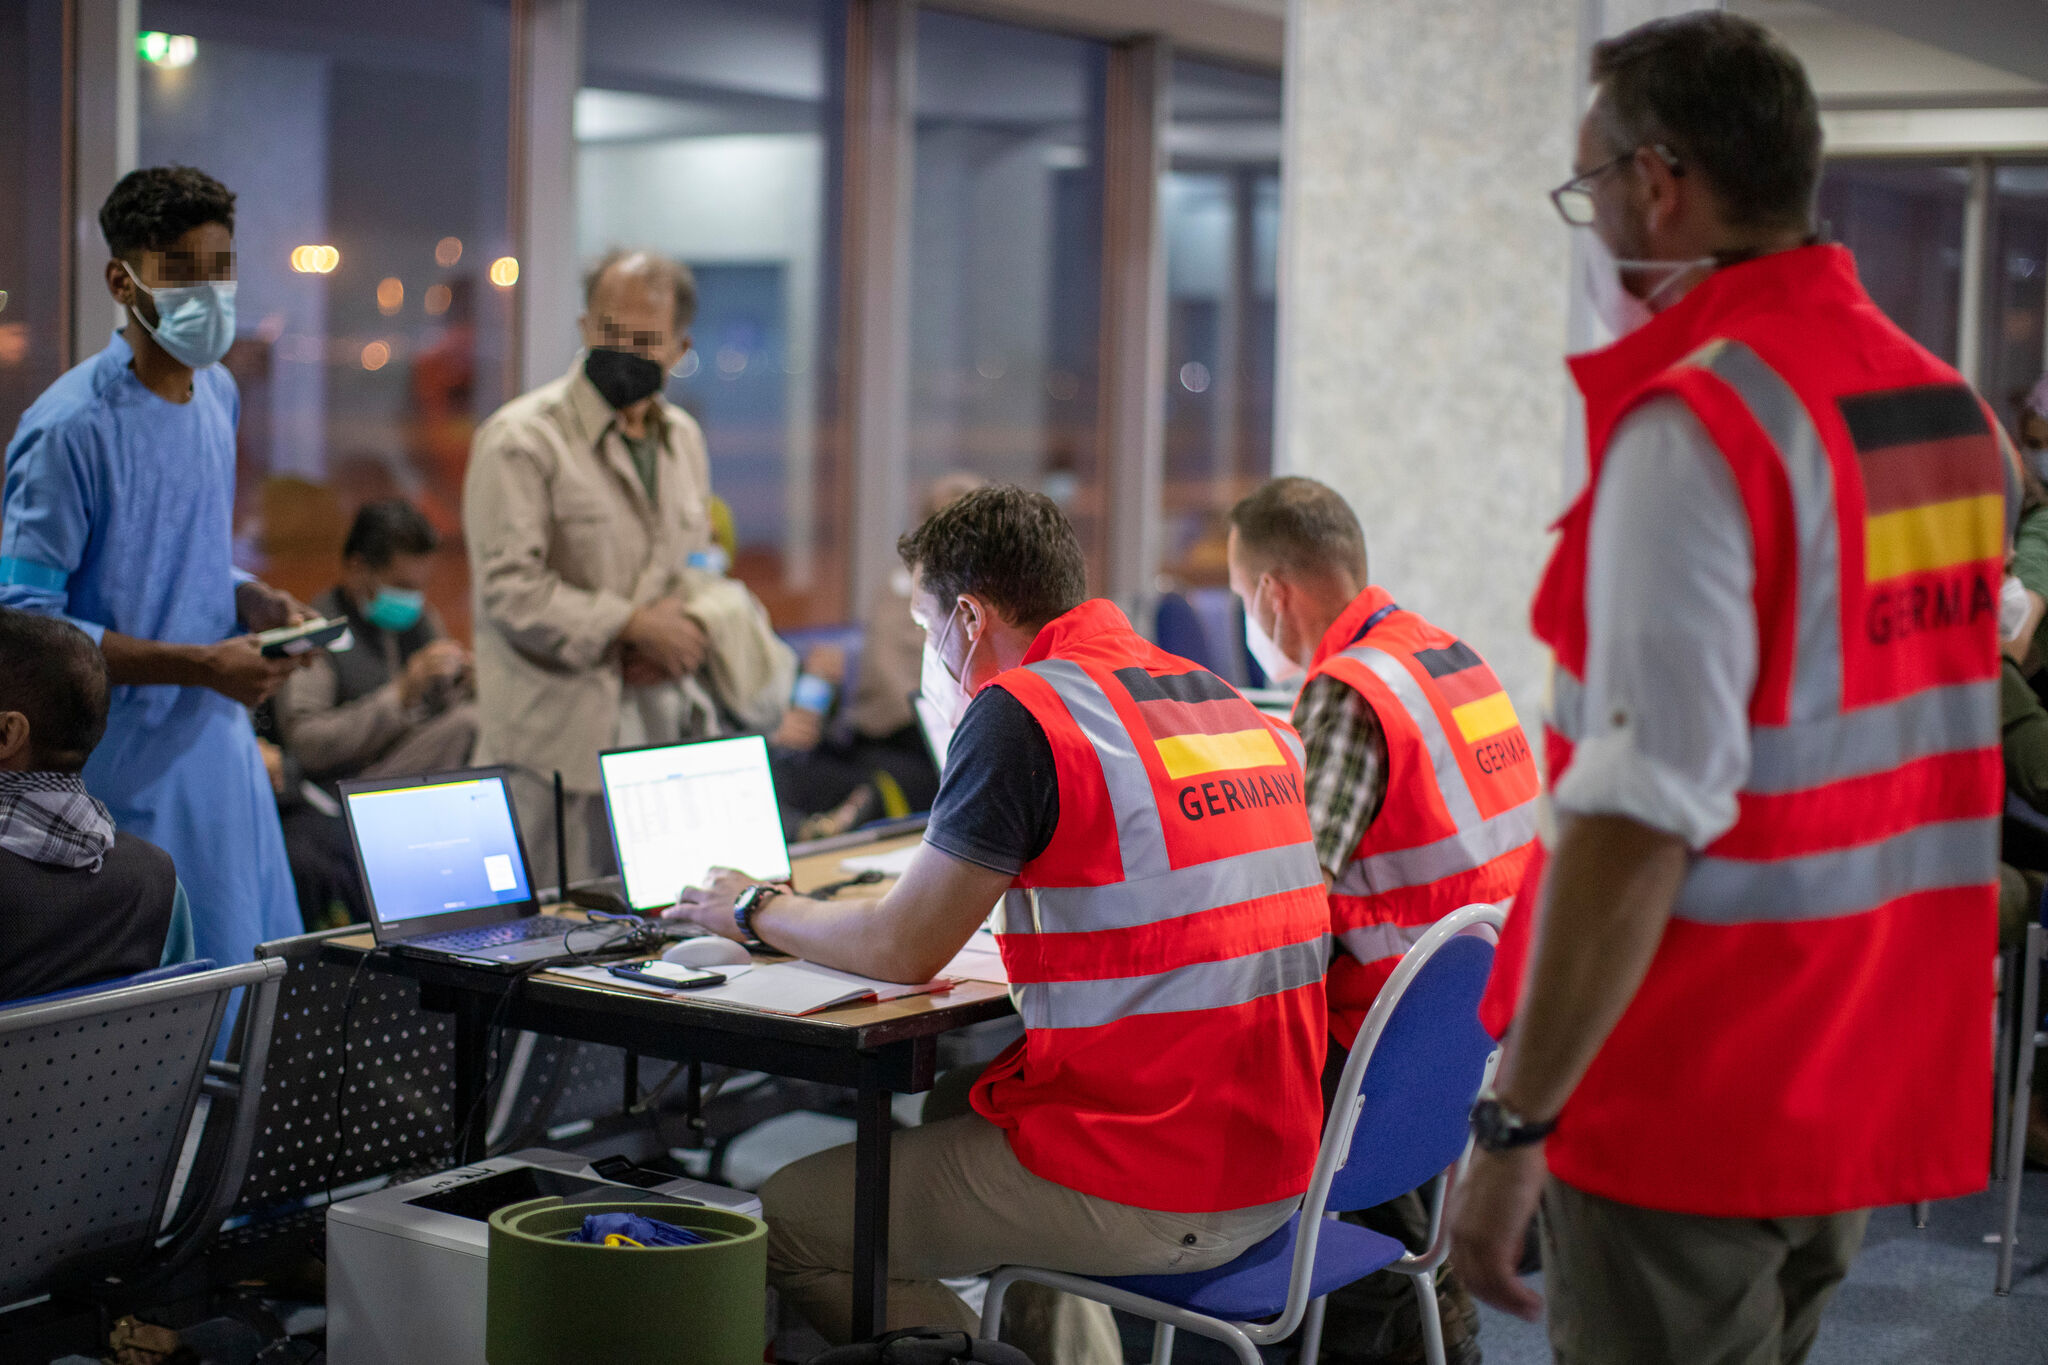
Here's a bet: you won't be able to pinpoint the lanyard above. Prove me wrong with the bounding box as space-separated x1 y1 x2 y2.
1351 602 1398 647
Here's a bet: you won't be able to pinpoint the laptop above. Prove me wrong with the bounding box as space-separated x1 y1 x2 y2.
339 767 589 967
599 734 794 914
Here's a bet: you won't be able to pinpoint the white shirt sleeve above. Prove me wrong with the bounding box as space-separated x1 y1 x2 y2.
1551 397 1758 850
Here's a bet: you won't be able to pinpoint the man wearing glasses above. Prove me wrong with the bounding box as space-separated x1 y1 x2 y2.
0 165 306 977
1450 13 2010 1361
465 249 722 883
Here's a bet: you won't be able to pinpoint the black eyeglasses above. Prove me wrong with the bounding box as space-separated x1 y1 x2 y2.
1549 144 1683 226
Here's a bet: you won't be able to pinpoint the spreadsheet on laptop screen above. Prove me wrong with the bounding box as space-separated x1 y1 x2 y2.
347 776 531 924
601 735 792 911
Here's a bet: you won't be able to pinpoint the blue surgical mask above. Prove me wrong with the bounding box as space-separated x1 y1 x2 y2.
364 587 425 633
123 262 237 369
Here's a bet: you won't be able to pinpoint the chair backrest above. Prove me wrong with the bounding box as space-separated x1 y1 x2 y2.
1318 904 1502 1215
0 958 281 1307
224 927 460 1221
1151 592 1219 673
1 959 216 1012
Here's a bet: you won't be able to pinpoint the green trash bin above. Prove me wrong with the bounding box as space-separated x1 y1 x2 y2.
486 1197 768 1365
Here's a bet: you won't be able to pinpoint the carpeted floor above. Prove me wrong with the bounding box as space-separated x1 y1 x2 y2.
1470 1181 2048 1365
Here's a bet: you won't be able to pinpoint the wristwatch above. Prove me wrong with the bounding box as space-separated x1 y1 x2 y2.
1469 1089 1558 1152
732 882 783 952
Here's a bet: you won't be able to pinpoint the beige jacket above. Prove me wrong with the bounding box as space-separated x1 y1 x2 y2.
464 362 714 791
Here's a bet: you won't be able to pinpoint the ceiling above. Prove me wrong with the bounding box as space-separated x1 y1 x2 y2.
1732 0 2046 103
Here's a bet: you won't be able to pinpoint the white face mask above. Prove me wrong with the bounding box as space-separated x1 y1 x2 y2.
920 603 977 729
2001 574 2034 644
1579 229 1713 341
1242 584 1305 689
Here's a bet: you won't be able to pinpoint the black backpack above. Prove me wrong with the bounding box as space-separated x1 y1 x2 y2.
809 1326 1036 1365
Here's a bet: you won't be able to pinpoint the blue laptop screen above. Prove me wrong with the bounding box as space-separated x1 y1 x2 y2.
346 776 531 924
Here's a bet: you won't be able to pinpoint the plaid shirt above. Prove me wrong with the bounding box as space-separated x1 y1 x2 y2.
1292 674 1388 878
0 771 116 871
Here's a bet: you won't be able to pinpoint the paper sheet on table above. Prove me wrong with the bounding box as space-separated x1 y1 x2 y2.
838 843 919 877
941 936 1008 984
556 959 951 1016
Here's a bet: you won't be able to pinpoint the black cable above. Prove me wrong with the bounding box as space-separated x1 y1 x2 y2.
321 945 382 1206
449 962 541 1164
446 918 652 1161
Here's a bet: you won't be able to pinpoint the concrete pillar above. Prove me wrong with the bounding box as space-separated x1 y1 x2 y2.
1277 0 1713 724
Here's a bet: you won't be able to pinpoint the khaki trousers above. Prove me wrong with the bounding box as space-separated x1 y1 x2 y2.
506 770 618 889
761 1077 1296 1365
1541 1177 1870 1365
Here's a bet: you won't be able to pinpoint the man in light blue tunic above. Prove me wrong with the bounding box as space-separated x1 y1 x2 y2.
0 166 305 970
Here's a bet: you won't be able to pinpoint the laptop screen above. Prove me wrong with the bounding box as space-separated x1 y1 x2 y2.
601 735 792 911
345 773 533 927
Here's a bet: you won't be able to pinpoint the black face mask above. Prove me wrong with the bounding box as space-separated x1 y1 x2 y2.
584 347 666 409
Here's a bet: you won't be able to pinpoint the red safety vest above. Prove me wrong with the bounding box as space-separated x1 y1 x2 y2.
1481 245 2007 1217
968 599 1330 1212
1305 587 1538 1049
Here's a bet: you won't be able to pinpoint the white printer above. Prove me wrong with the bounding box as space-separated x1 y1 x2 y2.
326 1147 761 1365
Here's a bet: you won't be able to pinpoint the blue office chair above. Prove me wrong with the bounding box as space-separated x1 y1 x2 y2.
980 904 1504 1365
1152 591 1220 674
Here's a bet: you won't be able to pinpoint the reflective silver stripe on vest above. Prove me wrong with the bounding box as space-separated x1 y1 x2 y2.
1273 721 1306 768
1338 645 1483 828
1695 341 1843 722
1746 682 1997 794
1026 659 1171 882
1674 816 1996 924
1013 933 1327 1031
1331 803 1537 897
996 887 1035 934
1004 841 1325 935
1337 921 1430 966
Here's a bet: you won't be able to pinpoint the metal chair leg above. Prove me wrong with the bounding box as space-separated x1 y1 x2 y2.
1912 1201 1929 1229
1413 1268 1446 1365
1996 947 2018 1181
1150 1321 1177 1365
1296 1294 1327 1365
1997 924 2042 1295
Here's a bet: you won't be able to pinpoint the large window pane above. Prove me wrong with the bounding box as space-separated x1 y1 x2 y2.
136 0 514 640
1985 163 2048 432
578 0 845 626
0 1 66 439
910 10 1108 582
1817 159 1967 365
1160 58 1281 587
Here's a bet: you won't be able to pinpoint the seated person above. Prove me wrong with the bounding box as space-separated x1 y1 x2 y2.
0 608 194 1000
667 486 1330 1363
772 472 984 839
269 500 474 928
275 498 475 784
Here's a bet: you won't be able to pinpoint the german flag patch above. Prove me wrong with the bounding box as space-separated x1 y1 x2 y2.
1840 384 2002 583
1114 666 1286 779
1413 642 1522 746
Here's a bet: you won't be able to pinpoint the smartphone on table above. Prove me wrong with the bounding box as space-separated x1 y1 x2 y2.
607 959 726 991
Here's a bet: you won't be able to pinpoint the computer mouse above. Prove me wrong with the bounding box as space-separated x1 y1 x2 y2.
661 936 754 968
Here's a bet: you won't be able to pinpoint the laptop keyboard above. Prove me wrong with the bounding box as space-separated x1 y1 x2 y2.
415 918 571 952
